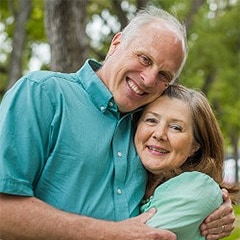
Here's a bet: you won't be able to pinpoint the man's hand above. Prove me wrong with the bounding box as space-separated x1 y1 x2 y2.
200 189 235 240
116 208 176 240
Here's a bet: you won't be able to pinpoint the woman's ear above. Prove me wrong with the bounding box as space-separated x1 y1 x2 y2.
107 32 122 56
190 142 200 156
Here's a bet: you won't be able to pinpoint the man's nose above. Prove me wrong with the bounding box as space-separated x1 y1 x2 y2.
141 67 159 88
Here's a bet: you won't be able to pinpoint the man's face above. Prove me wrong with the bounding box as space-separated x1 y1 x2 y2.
97 20 184 113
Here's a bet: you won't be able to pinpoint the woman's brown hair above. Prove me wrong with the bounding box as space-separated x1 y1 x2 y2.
145 84 239 204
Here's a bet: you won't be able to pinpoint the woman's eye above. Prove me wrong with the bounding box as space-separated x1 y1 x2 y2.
144 118 158 124
170 125 182 132
138 55 151 66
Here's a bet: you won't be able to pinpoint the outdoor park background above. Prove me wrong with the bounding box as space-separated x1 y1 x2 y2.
0 0 239 239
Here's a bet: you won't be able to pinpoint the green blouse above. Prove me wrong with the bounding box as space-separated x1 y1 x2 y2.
140 171 222 240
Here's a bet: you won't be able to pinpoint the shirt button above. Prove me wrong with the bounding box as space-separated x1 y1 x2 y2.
100 106 105 111
117 189 122 194
109 101 114 106
117 151 122 157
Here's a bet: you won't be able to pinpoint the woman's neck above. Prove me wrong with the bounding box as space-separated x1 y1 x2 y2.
144 168 183 200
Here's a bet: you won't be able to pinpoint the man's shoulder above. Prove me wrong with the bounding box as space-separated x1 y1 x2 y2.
24 70 74 84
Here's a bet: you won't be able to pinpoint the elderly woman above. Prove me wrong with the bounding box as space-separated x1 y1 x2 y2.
134 84 239 240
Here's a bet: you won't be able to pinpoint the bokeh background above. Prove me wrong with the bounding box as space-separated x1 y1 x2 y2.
0 0 239 238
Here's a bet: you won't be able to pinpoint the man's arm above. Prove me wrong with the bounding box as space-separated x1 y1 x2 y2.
200 189 235 240
0 194 176 240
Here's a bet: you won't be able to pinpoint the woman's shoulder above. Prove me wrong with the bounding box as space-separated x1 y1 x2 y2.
153 171 222 209
156 171 218 192
141 171 223 240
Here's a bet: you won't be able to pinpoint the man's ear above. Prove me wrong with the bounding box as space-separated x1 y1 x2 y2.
108 32 122 56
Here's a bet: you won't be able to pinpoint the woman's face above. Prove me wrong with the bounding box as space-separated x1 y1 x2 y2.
134 96 199 175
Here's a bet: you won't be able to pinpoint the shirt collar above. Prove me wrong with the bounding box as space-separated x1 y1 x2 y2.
76 59 143 118
76 59 118 114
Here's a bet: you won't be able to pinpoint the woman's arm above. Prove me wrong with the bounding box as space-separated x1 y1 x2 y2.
141 172 223 240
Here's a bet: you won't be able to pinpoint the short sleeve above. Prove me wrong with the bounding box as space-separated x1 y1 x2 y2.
140 171 222 240
0 75 54 196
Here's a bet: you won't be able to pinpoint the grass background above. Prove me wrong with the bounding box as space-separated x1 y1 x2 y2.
222 205 240 240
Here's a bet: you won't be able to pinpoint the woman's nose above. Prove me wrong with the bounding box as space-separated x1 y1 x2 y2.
152 126 168 141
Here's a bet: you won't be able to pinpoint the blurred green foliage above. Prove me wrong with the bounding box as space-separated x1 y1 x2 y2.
0 0 239 169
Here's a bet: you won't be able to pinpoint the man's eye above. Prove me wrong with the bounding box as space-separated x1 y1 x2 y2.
138 55 151 66
159 71 171 83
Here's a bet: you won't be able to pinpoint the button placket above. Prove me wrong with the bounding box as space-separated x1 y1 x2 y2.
117 151 122 158
117 188 122 194
100 106 105 111
111 115 133 220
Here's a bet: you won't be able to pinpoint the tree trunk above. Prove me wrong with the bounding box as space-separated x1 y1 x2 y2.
111 0 148 29
185 0 205 32
44 0 89 72
230 133 239 183
7 0 32 89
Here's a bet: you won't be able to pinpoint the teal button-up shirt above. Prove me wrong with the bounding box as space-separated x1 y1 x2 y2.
0 59 147 220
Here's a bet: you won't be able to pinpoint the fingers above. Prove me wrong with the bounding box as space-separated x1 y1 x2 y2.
221 188 229 201
132 210 176 240
202 210 235 233
201 224 228 238
156 229 177 240
133 208 157 224
205 209 235 227
204 197 233 224
205 225 235 240
201 207 235 240
206 223 234 235
203 223 235 240
200 191 235 240
119 212 176 240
